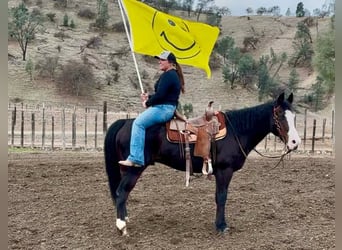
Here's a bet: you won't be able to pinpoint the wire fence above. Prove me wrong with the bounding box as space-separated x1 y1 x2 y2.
8 102 335 155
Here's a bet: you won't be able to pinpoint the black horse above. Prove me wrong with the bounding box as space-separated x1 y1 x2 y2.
104 93 301 235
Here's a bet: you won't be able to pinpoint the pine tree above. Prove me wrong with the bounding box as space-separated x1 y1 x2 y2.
296 2 305 17
288 69 299 94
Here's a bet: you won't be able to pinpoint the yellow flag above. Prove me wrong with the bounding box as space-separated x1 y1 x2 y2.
121 0 220 78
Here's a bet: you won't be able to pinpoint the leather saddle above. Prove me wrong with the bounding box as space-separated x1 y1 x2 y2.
166 111 226 145
165 102 227 184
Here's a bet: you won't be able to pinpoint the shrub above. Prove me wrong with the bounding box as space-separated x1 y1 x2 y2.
54 31 70 40
63 13 69 27
36 0 43 7
112 21 125 33
25 58 34 80
35 56 59 79
57 61 95 96
46 12 56 22
70 19 75 28
77 8 96 19
54 0 67 8
209 52 222 70
182 103 193 118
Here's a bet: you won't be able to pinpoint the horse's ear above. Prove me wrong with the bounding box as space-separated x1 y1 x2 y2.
287 93 293 104
276 92 285 105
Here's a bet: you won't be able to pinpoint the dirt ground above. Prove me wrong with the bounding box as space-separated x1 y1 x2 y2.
8 151 335 250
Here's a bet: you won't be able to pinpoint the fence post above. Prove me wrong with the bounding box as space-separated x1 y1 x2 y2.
311 119 316 153
331 110 334 139
331 110 335 154
31 113 35 148
42 103 46 149
95 111 98 149
62 108 66 150
322 118 326 143
72 106 76 150
103 101 107 136
52 116 55 150
11 106 16 147
20 103 24 147
84 108 88 149
303 109 307 150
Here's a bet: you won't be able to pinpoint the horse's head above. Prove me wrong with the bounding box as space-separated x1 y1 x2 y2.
272 93 301 151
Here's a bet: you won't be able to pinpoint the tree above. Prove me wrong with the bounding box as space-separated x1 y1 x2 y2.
95 0 110 29
238 54 257 88
8 3 43 61
311 77 325 111
296 2 305 17
206 6 230 26
222 47 241 89
246 7 253 15
289 21 314 67
215 36 235 63
285 8 291 16
257 55 279 101
256 7 267 15
313 17 335 94
183 0 194 17
268 6 281 16
195 0 214 21
288 69 299 94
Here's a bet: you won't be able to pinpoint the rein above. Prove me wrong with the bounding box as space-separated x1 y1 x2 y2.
253 148 291 170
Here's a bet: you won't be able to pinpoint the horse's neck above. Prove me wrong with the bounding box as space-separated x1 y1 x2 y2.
227 103 273 148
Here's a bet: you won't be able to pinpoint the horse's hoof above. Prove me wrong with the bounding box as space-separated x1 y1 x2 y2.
216 224 229 234
116 227 129 236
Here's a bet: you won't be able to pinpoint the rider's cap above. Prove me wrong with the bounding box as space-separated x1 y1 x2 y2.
154 51 177 63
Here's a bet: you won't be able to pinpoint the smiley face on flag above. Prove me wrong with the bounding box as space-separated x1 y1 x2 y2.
151 11 201 60
121 0 219 78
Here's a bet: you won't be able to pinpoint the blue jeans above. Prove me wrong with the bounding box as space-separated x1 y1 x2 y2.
127 104 176 165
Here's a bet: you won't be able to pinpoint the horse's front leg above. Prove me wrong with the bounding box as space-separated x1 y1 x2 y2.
115 168 143 236
214 166 234 233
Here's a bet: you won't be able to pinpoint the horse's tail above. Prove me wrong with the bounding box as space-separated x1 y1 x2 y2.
104 119 126 204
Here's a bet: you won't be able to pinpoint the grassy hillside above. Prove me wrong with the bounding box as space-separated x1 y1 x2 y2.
8 0 333 117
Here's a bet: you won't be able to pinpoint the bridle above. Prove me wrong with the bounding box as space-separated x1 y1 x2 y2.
224 104 292 169
254 104 293 169
272 105 289 145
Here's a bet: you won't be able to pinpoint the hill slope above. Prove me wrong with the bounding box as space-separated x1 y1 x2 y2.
8 0 333 117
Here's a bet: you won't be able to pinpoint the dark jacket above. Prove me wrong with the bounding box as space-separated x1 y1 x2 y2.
145 69 181 107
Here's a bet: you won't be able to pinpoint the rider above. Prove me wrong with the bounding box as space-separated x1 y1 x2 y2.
119 51 185 167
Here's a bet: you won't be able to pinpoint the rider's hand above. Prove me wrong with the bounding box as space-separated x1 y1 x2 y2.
140 93 148 102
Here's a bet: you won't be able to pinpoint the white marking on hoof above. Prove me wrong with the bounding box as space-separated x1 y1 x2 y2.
116 218 126 231
207 159 213 175
122 227 128 236
202 162 208 175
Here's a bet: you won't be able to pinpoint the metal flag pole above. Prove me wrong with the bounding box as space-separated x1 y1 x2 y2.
118 0 144 94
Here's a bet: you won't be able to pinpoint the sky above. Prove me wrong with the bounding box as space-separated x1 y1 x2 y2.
214 0 329 16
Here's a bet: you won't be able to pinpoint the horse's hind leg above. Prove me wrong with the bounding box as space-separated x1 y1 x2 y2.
115 169 143 236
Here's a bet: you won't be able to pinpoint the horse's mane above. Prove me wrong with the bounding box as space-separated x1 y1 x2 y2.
224 101 274 134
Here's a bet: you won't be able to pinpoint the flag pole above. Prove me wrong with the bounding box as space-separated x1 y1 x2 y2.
118 0 144 94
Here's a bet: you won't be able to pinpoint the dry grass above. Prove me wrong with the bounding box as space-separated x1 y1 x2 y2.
8 0 333 118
